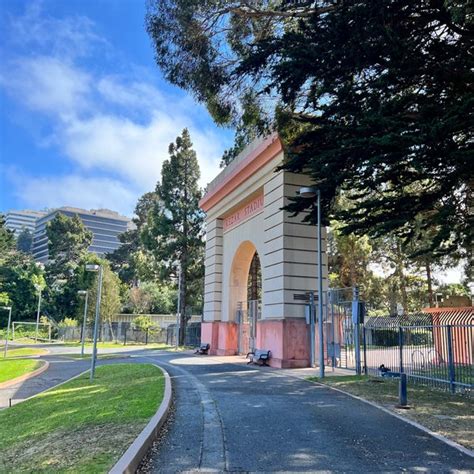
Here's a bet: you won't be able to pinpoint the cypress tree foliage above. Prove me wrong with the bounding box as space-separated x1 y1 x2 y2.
146 1 473 259
46 214 93 279
142 129 205 344
0 214 15 256
107 192 159 284
16 228 33 254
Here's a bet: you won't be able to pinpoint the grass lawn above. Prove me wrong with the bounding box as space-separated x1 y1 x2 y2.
4 347 48 358
0 364 165 473
0 359 44 384
307 375 474 450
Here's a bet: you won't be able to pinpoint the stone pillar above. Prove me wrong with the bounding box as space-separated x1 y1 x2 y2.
260 170 328 368
202 218 223 354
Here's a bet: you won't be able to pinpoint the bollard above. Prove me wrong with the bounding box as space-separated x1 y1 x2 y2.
397 373 410 409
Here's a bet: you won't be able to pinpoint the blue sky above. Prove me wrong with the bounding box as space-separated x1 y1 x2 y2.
0 0 234 216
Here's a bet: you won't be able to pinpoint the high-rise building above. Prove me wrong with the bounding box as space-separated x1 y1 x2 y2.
4 209 46 236
32 207 132 264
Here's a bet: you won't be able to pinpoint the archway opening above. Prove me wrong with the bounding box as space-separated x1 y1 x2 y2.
229 241 262 354
247 251 262 303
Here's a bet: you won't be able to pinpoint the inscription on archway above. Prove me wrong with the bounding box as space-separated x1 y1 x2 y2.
223 193 264 232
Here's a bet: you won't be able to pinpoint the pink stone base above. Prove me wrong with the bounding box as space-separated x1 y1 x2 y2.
257 318 310 368
201 321 239 356
201 322 220 355
201 318 311 367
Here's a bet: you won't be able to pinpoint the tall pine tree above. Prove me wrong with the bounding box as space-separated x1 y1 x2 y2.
142 129 204 344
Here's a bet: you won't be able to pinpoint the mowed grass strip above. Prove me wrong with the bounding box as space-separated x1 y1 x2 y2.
0 359 43 383
307 375 474 450
0 363 165 473
4 347 48 358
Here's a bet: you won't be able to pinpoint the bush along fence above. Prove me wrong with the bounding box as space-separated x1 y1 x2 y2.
58 321 201 348
361 308 473 396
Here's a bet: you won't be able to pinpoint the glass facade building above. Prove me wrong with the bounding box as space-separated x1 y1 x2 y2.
32 207 132 264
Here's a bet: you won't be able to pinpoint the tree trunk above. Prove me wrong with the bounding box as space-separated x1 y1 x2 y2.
396 241 408 316
426 260 434 307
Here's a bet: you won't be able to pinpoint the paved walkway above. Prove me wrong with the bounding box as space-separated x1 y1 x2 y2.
139 351 473 473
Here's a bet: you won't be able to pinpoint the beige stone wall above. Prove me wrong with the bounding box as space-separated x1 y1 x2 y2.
202 148 328 324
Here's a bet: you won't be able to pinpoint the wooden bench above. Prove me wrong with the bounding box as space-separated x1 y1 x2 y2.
246 349 271 366
195 343 210 355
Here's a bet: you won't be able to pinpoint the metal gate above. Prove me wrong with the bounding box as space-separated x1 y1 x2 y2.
326 287 358 370
237 299 261 354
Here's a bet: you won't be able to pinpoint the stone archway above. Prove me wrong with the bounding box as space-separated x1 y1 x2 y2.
200 135 327 367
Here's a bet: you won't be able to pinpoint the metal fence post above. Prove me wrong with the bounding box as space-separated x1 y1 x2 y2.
399 326 404 374
362 325 368 375
353 287 361 375
146 328 149 345
399 373 408 407
446 325 456 394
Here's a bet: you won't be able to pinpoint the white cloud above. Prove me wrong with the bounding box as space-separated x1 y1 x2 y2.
8 1 106 59
1 3 232 215
61 111 225 189
11 173 137 216
1 56 91 118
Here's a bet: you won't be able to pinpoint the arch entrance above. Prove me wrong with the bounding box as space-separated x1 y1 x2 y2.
200 135 328 367
231 244 262 354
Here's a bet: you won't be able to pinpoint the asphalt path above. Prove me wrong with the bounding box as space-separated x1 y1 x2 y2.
140 351 474 473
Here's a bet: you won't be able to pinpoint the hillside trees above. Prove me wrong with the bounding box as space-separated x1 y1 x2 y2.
108 192 159 284
16 228 33 253
0 217 46 324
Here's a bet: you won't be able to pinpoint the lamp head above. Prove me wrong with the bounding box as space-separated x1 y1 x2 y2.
85 264 100 272
77 290 87 296
298 186 318 199
2 306 12 311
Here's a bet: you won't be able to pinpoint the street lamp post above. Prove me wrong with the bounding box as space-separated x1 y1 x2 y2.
176 263 182 350
85 264 104 381
298 186 325 378
2 306 12 358
34 284 43 343
77 290 89 357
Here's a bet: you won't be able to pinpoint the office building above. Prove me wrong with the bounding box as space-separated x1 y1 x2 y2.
32 207 132 263
4 209 46 236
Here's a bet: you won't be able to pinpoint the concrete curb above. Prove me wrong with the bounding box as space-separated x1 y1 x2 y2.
306 378 474 458
0 360 50 389
109 365 172 474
